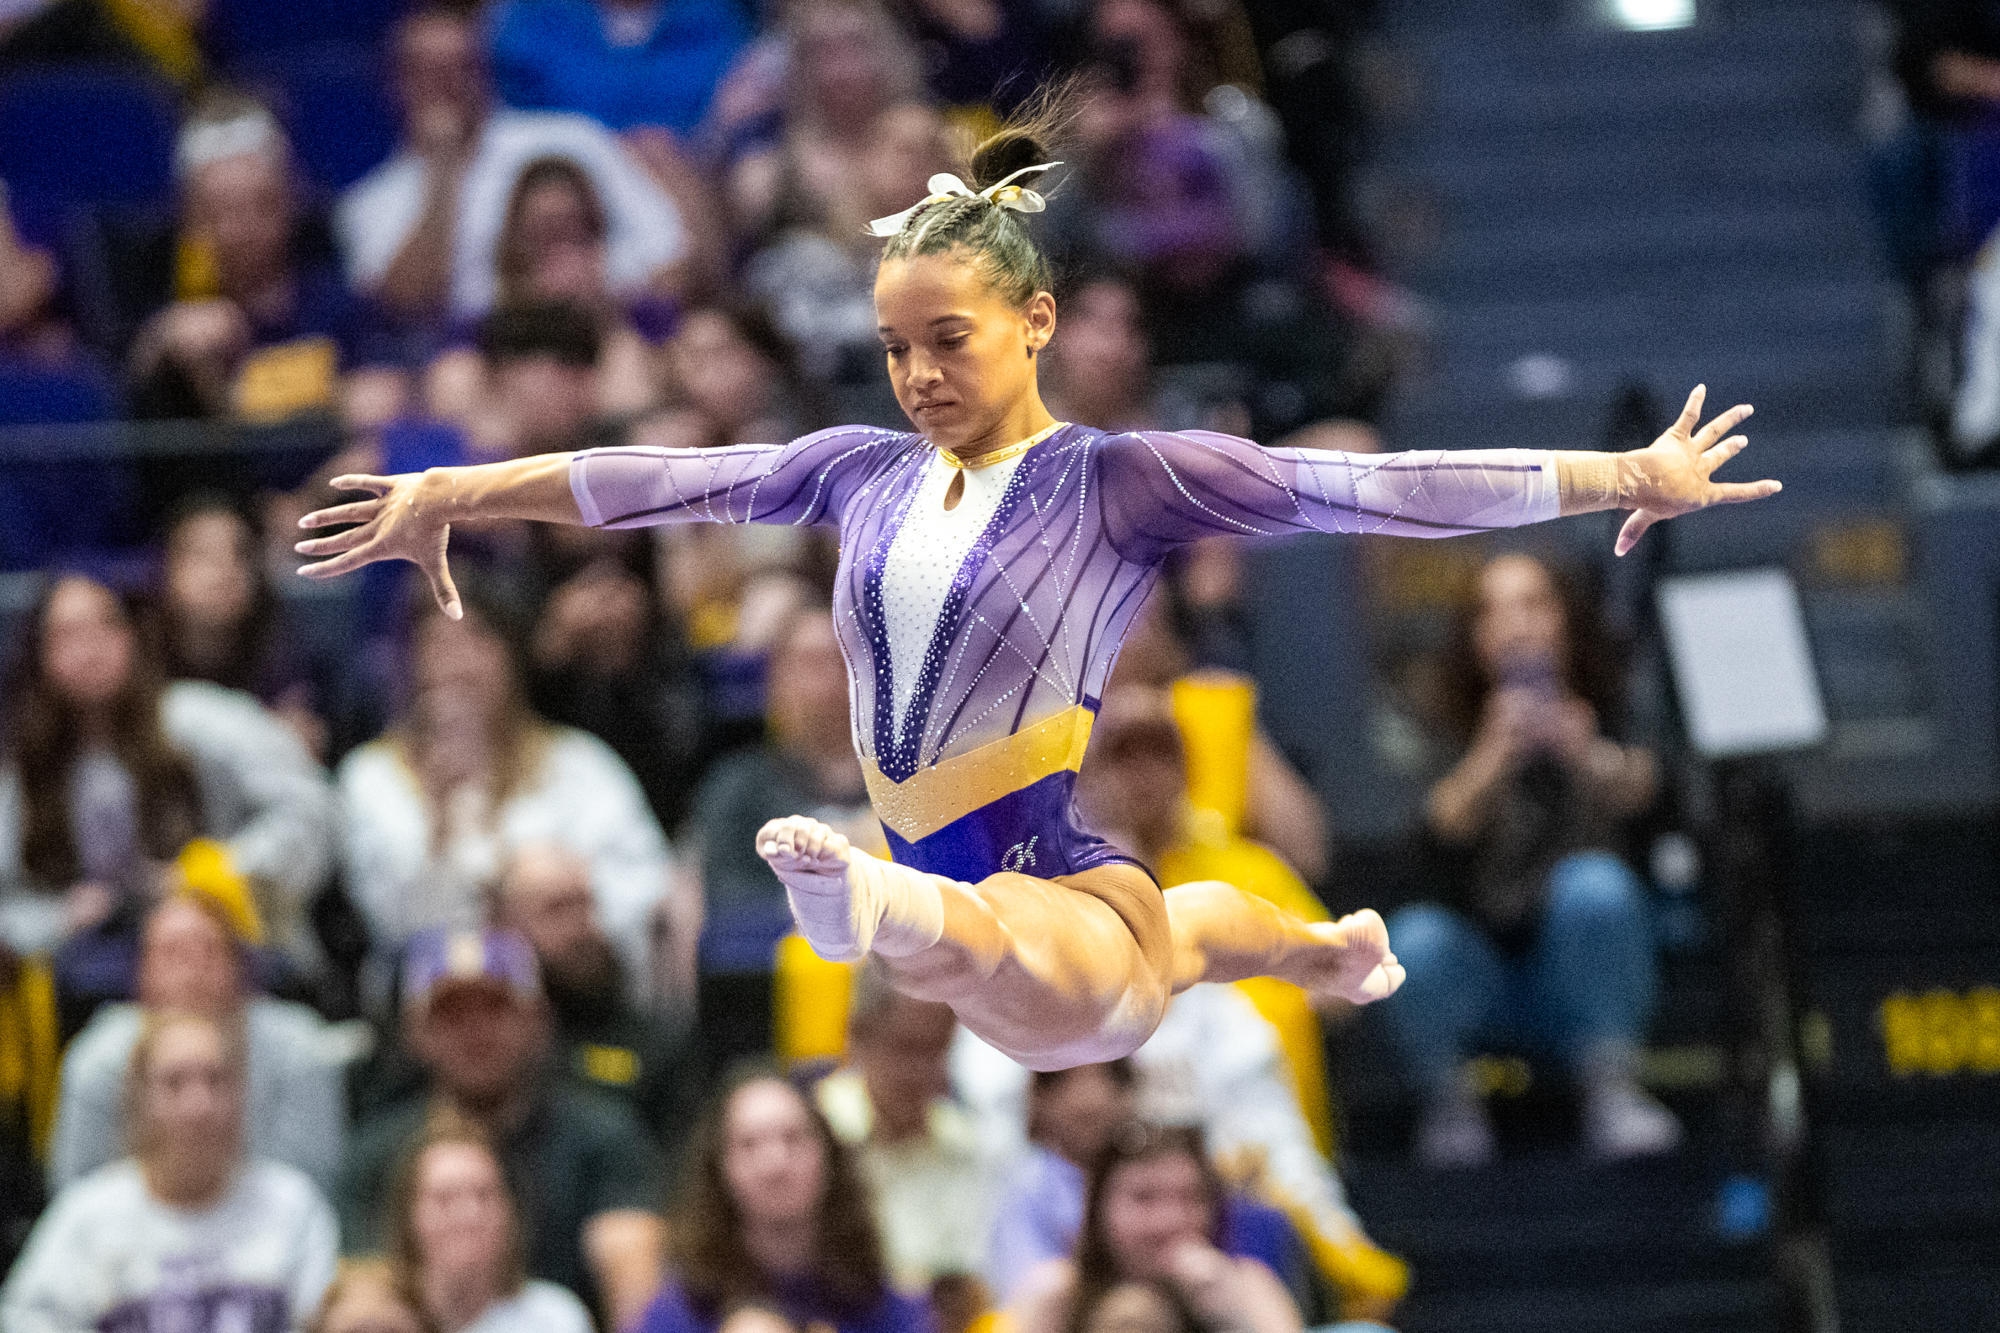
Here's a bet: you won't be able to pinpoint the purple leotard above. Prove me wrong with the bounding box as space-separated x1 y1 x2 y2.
572 425 1558 883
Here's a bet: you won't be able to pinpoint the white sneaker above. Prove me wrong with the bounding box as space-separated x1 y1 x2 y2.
1416 1092 1496 1170
1584 1080 1682 1161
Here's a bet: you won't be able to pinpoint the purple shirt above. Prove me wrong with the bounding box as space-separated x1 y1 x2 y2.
572 426 1558 881
636 1278 933 1333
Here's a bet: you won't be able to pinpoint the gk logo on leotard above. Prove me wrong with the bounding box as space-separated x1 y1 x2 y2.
1002 837 1039 873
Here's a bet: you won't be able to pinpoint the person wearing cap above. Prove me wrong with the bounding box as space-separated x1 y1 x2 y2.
48 885 349 1194
336 925 667 1332
492 842 696 1150
128 92 406 424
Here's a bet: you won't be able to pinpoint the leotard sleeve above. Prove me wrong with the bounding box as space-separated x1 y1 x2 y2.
1098 429 1561 560
569 425 900 529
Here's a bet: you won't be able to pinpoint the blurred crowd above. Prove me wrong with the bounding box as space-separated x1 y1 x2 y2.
0 1 1695 1331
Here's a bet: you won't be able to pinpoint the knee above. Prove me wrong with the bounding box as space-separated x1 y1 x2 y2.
1546 852 1646 926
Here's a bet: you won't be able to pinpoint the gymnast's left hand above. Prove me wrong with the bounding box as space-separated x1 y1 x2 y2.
1614 384 1779 556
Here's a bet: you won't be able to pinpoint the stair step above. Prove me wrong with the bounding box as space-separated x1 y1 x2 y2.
1391 1278 1774 1333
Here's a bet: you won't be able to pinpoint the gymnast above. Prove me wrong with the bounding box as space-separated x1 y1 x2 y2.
296 101 1778 1071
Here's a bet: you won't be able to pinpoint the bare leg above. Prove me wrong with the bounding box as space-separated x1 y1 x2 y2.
1162 879 1405 1001
756 816 1400 1070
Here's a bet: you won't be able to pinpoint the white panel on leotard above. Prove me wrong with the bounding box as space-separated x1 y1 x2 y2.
880 450 1028 750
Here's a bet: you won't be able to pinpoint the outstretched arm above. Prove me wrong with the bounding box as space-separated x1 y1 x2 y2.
1100 385 1776 558
294 452 581 619
296 427 891 617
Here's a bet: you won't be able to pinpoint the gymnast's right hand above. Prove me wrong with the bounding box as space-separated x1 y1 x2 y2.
295 472 464 620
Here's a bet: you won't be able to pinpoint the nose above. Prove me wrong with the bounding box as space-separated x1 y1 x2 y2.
904 350 942 391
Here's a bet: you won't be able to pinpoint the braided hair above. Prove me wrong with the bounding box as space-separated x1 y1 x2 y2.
877 83 1081 307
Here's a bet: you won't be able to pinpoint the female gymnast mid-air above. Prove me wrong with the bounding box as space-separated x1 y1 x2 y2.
296 107 1779 1071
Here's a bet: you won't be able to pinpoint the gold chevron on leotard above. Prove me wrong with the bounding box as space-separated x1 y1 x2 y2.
863 704 1095 844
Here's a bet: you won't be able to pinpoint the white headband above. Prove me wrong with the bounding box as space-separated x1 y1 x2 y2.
176 109 286 179
864 162 1063 239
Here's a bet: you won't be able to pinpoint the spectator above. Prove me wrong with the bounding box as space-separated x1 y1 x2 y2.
49 889 346 1193
128 97 406 425
661 305 812 447
422 299 629 462
309 1260 439 1333
0 0 207 96
0 573 334 969
386 1113 597 1333
1386 552 1674 1168
0 1010 339 1331
724 0 924 244
1046 0 1369 435
527 532 708 834
493 842 696 1138
337 4 687 323
685 605 874 1075
741 102 954 391
338 927 667 1329
0 179 70 366
816 963 1002 1296
1040 275 1167 434
955 984 1404 1320
425 158 678 429
1008 1124 1302 1333
636 1070 932 1333
1080 693 1328 935
1102 595 1329 884
151 494 328 758
336 582 678 1003
489 0 750 136
887 0 1056 115
984 1061 1137 1303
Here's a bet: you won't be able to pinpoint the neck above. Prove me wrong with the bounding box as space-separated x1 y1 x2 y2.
742 1215 816 1279
143 1153 233 1210
447 1084 533 1135
425 1264 505 1333
174 619 238 674
939 392 1058 467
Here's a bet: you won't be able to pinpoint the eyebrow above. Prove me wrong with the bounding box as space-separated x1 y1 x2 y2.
877 314 976 335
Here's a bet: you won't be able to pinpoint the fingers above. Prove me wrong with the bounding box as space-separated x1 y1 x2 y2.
1699 435 1749 475
292 526 373 558
327 474 396 496
297 499 382 530
1709 478 1782 504
1614 509 1656 558
423 555 463 622
1691 402 1753 453
295 544 384 581
1671 384 1706 438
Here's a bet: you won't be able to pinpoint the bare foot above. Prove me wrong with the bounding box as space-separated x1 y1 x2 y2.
1284 908 1405 1005
757 814 867 960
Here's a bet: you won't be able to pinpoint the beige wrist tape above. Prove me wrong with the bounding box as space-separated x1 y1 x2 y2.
1555 451 1624 514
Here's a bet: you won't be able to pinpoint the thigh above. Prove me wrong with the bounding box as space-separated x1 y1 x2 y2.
932 864 1171 1069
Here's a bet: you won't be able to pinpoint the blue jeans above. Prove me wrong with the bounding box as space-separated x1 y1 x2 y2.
1380 851 1657 1093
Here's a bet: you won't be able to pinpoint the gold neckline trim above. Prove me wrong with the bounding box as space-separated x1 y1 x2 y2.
935 421 1066 470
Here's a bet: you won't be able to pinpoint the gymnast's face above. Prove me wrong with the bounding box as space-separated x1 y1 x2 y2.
875 251 1055 452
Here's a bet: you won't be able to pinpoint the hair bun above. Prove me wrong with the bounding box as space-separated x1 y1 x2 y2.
968 131 1054 194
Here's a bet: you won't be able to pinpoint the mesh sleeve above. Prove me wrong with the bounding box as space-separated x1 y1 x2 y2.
1099 429 1560 559
569 425 902 529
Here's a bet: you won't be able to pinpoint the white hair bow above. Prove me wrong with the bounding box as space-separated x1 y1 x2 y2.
864 162 1063 238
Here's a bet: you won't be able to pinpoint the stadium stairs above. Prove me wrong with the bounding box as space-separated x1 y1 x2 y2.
1255 2 2000 1330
